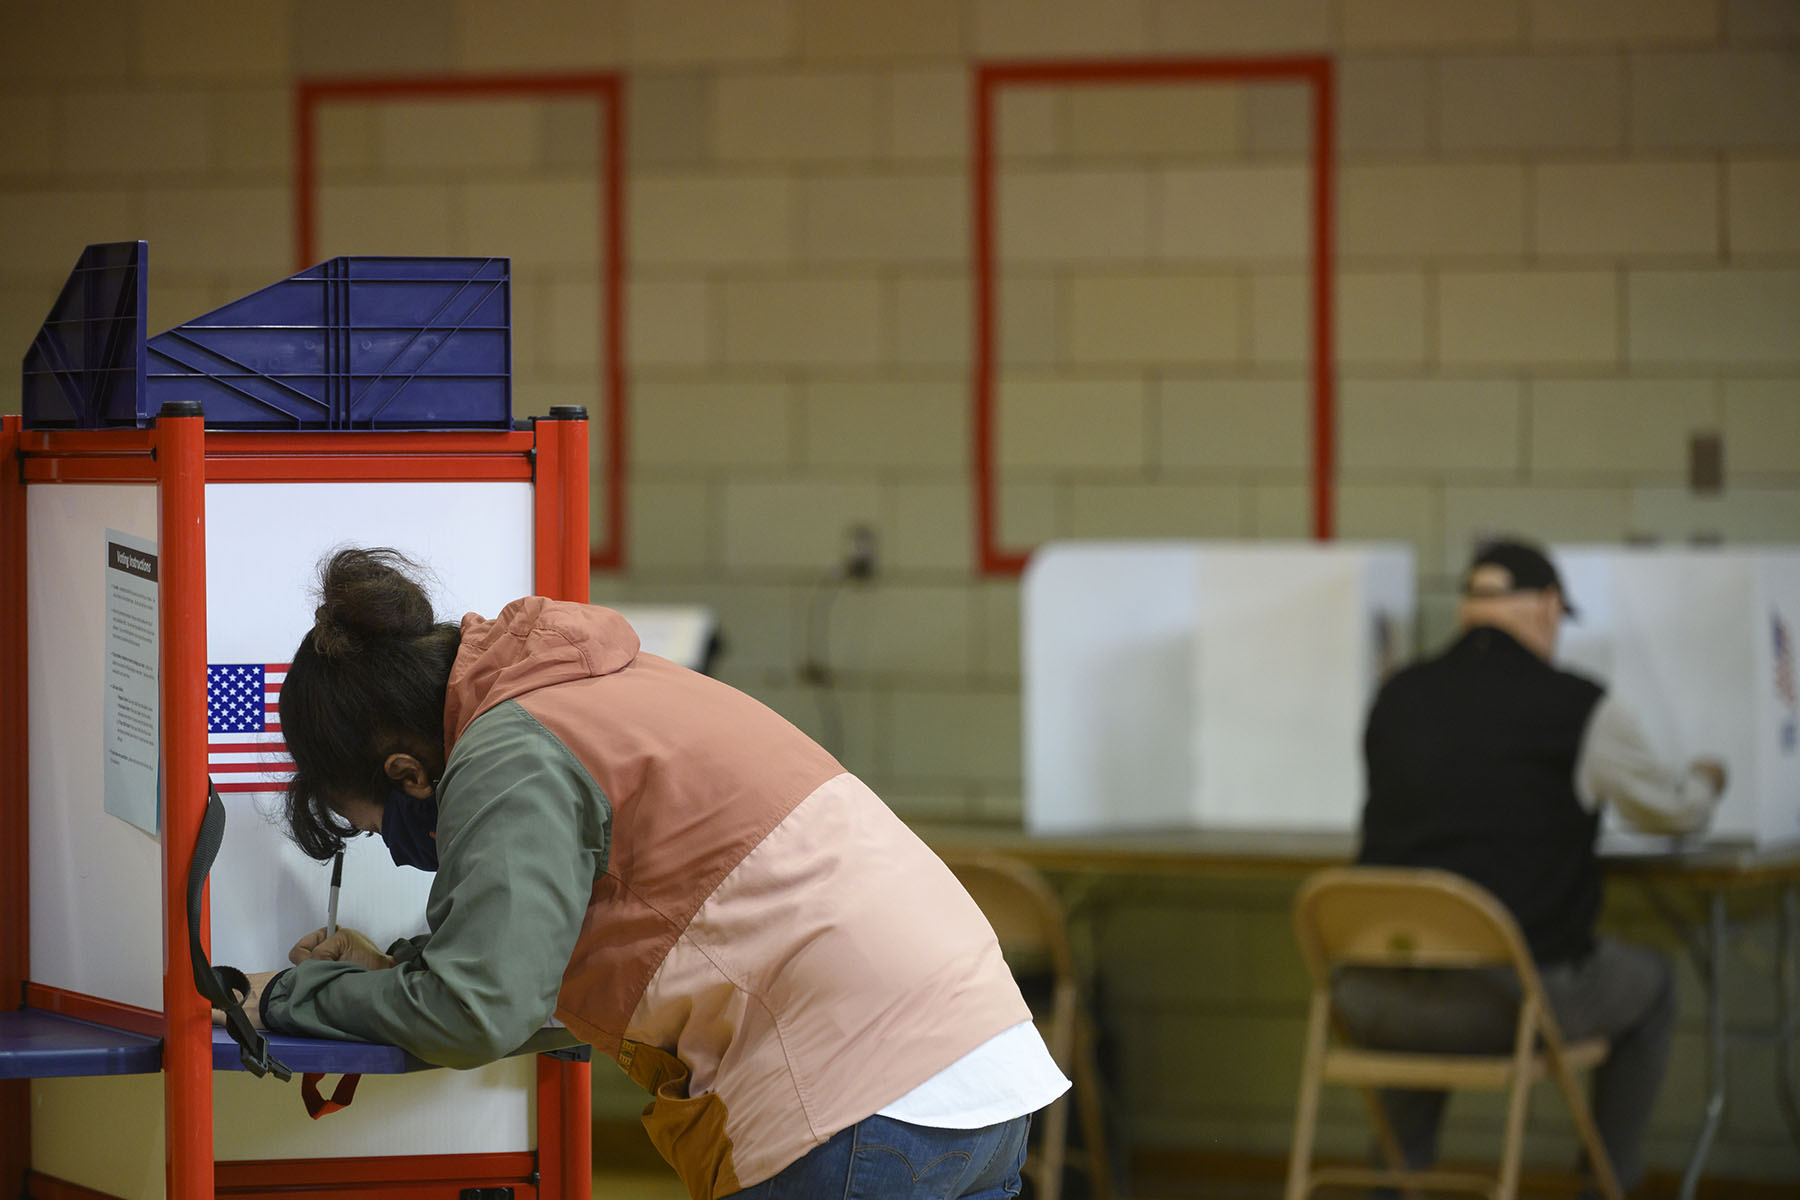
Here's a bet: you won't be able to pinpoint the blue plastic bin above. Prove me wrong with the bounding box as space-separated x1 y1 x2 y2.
19 241 148 430
22 245 514 431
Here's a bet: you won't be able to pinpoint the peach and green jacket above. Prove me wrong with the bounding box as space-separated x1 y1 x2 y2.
262 598 1030 1198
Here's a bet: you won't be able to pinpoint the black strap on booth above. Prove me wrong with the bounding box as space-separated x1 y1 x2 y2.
191 780 292 1082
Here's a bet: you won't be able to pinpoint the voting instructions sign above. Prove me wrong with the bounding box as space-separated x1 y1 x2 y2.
103 531 159 835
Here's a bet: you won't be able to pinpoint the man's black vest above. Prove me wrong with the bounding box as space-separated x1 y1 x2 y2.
1357 626 1607 965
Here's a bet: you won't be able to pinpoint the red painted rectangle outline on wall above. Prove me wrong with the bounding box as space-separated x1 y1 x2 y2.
973 57 1337 574
294 73 629 570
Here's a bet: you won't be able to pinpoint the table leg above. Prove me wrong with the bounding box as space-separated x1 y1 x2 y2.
1678 889 1728 1200
1776 883 1800 1151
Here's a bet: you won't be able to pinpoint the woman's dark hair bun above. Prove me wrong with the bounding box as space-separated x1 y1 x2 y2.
280 546 461 860
310 547 438 659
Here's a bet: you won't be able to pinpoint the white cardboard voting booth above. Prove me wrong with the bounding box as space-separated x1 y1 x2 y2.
1554 545 1800 847
1024 541 1415 834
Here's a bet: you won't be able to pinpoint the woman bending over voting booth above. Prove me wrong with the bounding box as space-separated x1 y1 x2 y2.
229 548 1068 1200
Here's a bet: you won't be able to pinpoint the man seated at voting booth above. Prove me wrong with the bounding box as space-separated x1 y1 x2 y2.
1338 538 1728 1192
228 547 1070 1200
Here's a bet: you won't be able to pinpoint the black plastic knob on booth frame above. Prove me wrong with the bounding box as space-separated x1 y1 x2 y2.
544 406 588 421
158 401 204 419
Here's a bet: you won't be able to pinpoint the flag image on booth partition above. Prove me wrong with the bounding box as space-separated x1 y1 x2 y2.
208 663 293 796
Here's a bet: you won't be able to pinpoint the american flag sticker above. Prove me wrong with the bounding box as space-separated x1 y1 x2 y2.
208 663 294 796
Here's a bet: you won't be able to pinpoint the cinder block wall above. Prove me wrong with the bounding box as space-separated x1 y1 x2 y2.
2 0 1796 1184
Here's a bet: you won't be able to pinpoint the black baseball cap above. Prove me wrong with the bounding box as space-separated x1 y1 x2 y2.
1464 538 1579 619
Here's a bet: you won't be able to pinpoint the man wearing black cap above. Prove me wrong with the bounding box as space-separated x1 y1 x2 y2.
1338 537 1726 1193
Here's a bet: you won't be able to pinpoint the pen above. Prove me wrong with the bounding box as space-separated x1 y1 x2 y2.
327 851 343 938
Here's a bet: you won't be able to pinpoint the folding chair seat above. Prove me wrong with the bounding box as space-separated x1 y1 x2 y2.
941 852 1113 1200
1285 866 1623 1200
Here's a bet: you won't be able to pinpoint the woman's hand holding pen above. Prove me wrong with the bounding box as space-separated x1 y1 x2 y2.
211 929 392 1031
289 926 396 971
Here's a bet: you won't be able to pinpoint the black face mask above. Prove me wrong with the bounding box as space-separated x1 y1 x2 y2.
381 788 439 872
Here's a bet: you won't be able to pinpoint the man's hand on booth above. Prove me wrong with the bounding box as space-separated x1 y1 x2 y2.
1691 757 1729 797
289 926 397 971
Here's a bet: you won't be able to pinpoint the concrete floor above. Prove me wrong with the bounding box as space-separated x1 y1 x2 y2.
592 1169 689 1199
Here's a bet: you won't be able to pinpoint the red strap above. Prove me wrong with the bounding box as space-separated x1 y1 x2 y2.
301 1072 362 1119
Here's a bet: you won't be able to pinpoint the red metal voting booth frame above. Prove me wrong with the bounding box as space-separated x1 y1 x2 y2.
1 412 593 1200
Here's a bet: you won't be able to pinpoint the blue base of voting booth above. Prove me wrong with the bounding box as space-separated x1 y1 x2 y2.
0 1009 160 1078
0 1006 586 1079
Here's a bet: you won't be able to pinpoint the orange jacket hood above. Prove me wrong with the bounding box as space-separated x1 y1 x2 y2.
444 597 639 750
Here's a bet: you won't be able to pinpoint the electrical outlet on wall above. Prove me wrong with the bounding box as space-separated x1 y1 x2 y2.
1689 430 1724 494
844 524 877 580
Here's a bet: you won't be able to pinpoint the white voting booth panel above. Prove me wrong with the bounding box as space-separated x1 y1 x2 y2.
1024 541 1414 834
28 479 537 1159
28 484 164 1013
1553 546 1800 847
608 604 718 672
30 1064 537 1189
204 481 533 973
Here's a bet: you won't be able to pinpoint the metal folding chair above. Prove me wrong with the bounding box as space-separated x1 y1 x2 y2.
1286 866 1623 1200
942 852 1113 1200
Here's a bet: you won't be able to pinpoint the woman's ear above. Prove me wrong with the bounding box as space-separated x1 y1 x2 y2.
382 752 435 798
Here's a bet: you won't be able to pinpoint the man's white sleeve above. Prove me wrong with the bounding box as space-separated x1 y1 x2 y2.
1574 692 1722 835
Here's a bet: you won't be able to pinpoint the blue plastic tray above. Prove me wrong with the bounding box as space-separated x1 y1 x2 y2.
0 1007 582 1079
0 1008 161 1078
21 244 514 431
148 256 512 430
214 1027 428 1074
212 1024 586 1075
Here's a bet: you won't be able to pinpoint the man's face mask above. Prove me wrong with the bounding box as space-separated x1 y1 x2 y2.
381 788 439 871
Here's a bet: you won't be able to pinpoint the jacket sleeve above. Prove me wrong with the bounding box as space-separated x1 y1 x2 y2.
1574 691 1723 835
262 702 610 1068
386 932 432 965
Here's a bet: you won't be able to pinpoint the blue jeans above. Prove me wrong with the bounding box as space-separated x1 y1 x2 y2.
732 1113 1030 1199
